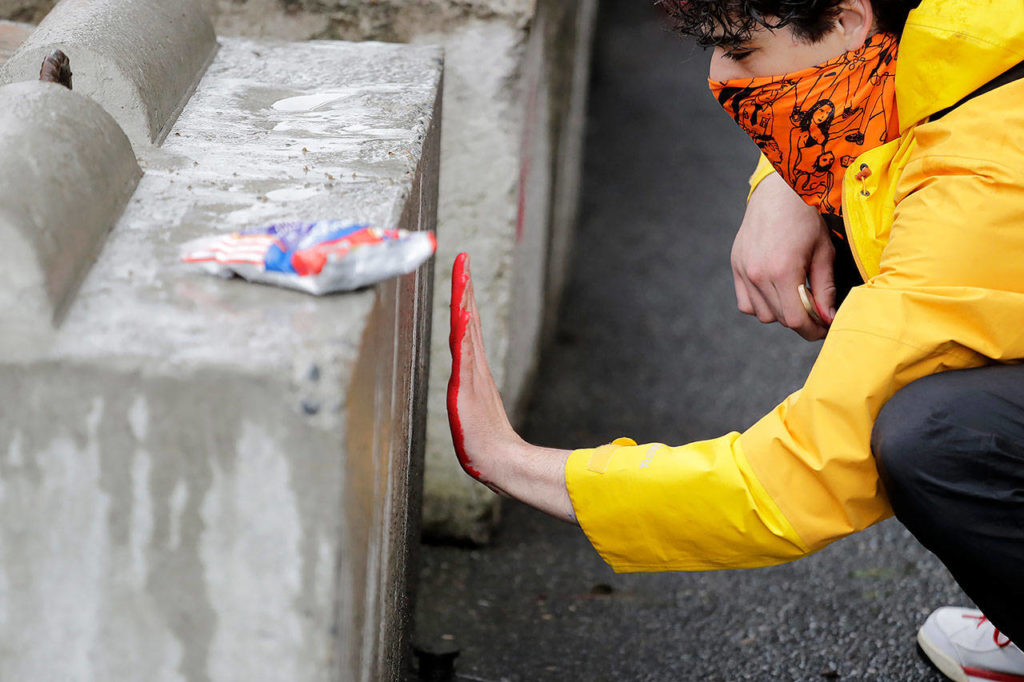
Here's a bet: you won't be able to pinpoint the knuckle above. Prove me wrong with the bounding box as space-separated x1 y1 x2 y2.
770 260 797 281
745 265 766 285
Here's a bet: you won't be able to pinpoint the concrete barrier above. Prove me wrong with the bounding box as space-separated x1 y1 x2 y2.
0 81 140 355
0 14 441 682
0 0 217 147
196 0 599 543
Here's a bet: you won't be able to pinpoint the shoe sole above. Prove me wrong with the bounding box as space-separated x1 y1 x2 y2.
919 628 1024 682
918 628 969 682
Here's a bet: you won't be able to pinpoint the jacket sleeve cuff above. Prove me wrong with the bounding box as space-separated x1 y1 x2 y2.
747 153 777 202
565 434 810 573
565 438 638 572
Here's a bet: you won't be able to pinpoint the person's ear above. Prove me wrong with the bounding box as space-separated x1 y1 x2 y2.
836 0 875 50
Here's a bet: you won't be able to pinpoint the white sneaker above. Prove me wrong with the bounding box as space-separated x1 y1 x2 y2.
918 607 1024 682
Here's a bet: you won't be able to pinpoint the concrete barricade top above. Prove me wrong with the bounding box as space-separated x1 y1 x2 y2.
26 38 441 374
0 0 217 147
0 80 140 353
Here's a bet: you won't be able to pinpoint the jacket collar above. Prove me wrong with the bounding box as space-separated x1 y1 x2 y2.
896 0 1024 132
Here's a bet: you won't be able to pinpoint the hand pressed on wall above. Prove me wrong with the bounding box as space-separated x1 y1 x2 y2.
446 253 577 523
446 252 520 495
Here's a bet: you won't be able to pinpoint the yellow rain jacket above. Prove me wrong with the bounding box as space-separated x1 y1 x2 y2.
565 0 1024 572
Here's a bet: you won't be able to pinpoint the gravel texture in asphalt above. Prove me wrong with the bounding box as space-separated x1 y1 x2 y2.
414 2 966 680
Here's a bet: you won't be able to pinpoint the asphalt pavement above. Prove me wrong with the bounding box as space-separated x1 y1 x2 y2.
413 2 965 680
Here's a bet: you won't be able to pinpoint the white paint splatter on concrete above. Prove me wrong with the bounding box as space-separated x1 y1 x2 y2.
266 186 320 202
129 395 149 441
271 91 354 112
6 430 23 468
130 448 153 590
168 479 188 550
0 400 111 680
201 421 307 682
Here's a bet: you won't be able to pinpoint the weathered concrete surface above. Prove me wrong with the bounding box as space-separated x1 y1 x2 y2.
191 0 598 543
0 20 31 62
541 0 599 349
507 0 600 425
0 81 140 356
1 0 218 147
0 37 441 682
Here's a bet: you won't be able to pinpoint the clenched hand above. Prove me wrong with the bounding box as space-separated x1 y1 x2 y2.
731 172 836 341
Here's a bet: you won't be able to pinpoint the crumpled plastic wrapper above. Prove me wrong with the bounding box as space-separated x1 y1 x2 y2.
181 220 436 295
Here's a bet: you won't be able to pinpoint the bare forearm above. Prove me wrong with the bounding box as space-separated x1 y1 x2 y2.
494 439 576 524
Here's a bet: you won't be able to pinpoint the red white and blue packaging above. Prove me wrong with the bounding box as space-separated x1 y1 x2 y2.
181 221 436 295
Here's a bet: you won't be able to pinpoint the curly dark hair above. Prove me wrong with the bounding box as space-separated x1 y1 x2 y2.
656 0 920 47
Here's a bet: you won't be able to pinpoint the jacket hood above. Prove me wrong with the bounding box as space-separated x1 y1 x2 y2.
897 0 1024 132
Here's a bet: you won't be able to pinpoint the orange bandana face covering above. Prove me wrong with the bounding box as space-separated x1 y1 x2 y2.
709 33 899 217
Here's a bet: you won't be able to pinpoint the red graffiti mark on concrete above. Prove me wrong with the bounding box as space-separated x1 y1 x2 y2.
516 65 540 244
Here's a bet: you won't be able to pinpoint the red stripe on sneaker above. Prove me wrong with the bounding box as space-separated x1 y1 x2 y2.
963 666 1024 682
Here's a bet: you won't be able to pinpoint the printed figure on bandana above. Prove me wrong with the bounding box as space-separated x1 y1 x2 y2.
734 80 796 167
789 99 864 214
798 150 838 213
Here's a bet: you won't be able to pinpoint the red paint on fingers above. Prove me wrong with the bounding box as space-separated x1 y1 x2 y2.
447 253 485 480
799 283 834 328
814 296 834 326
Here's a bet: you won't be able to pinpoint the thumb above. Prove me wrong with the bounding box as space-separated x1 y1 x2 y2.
808 237 837 325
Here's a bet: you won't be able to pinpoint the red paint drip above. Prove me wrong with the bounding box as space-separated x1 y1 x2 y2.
447 253 485 481
813 296 833 326
515 68 539 244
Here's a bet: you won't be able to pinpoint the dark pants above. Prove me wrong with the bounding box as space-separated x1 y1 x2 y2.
872 365 1024 645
